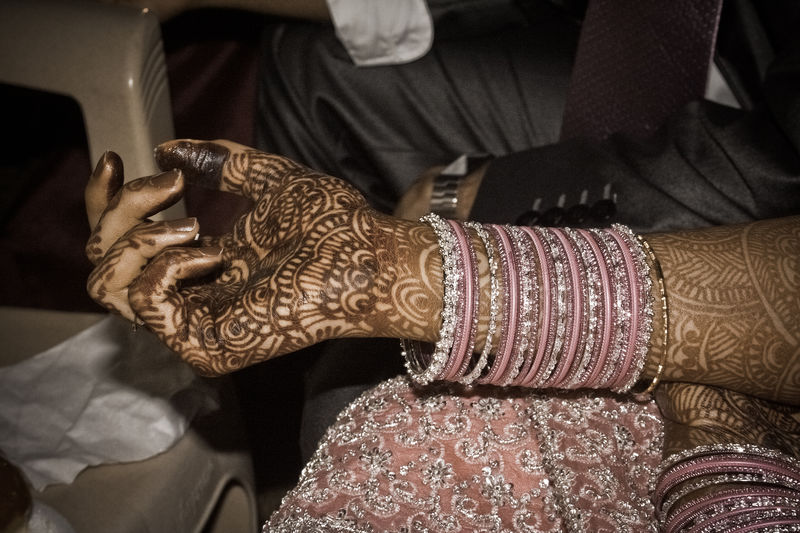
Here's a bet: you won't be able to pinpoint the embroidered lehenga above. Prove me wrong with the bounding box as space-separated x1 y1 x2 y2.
266 377 663 532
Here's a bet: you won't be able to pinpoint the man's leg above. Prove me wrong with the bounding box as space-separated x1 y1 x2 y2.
256 0 579 212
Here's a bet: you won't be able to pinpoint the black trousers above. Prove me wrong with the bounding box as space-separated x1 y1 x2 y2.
256 0 579 213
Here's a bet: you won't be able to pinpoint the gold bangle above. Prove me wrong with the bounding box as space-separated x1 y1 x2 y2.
635 234 668 394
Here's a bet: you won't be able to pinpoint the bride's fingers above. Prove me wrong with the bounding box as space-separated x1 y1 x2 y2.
86 169 185 264
128 245 224 335
86 151 125 229
86 218 200 320
155 138 314 202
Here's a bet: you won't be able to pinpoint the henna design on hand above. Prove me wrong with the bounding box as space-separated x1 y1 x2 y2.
647 216 800 405
87 140 444 376
657 382 800 458
87 217 199 319
86 169 186 265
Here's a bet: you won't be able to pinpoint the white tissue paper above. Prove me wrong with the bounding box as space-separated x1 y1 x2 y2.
0 316 218 490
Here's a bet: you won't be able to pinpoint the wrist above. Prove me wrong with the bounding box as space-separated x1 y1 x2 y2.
365 214 444 342
369 214 495 351
401 218 655 390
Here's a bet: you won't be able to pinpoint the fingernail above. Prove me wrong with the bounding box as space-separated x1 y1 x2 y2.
199 246 223 256
92 152 110 177
151 169 181 189
166 217 197 232
92 151 122 180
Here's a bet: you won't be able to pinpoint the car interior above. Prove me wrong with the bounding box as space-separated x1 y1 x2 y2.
0 1 315 530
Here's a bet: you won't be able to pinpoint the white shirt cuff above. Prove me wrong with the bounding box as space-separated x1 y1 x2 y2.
327 0 434 66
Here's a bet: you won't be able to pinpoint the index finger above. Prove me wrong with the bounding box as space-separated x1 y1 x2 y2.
86 151 125 229
155 139 312 202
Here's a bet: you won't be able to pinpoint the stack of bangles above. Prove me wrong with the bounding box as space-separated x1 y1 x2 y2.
653 444 800 531
402 213 668 392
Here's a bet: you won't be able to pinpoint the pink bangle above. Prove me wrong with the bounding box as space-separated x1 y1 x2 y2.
606 225 653 392
513 227 547 386
592 228 629 389
618 226 655 392
442 221 478 380
654 444 800 531
665 487 800 533
548 228 584 387
579 229 613 388
540 228 571 388
476 225 508 383
523 227 558 387
561 228 597 388
607 227 639 389
437 221 467 380
509 227 540 386
500 227 538 385
517 227 551 387
460 223 481 380
479 225 519 385
656 453 800 508
734 518 800 532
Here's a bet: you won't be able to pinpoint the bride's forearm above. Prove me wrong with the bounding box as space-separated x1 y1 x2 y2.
647 216 800 404
385 215 798 399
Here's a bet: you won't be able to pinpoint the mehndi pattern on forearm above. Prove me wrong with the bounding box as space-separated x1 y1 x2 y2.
648 216 800 404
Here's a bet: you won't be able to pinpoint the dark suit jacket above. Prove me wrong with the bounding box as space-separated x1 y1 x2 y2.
472 0 800 232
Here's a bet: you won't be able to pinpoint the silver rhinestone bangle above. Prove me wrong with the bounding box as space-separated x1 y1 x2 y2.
403 213 460 385
562 227 598 389
591 227 629 389
461 221 498 385
507 226 539 386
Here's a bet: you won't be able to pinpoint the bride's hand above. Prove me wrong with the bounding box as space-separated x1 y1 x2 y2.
656 382 800 458
85 140 443 376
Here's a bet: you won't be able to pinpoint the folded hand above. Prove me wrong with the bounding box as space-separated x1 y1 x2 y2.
85 140 443 375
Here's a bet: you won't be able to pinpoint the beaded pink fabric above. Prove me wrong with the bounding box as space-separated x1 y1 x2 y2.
265 376 663 532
